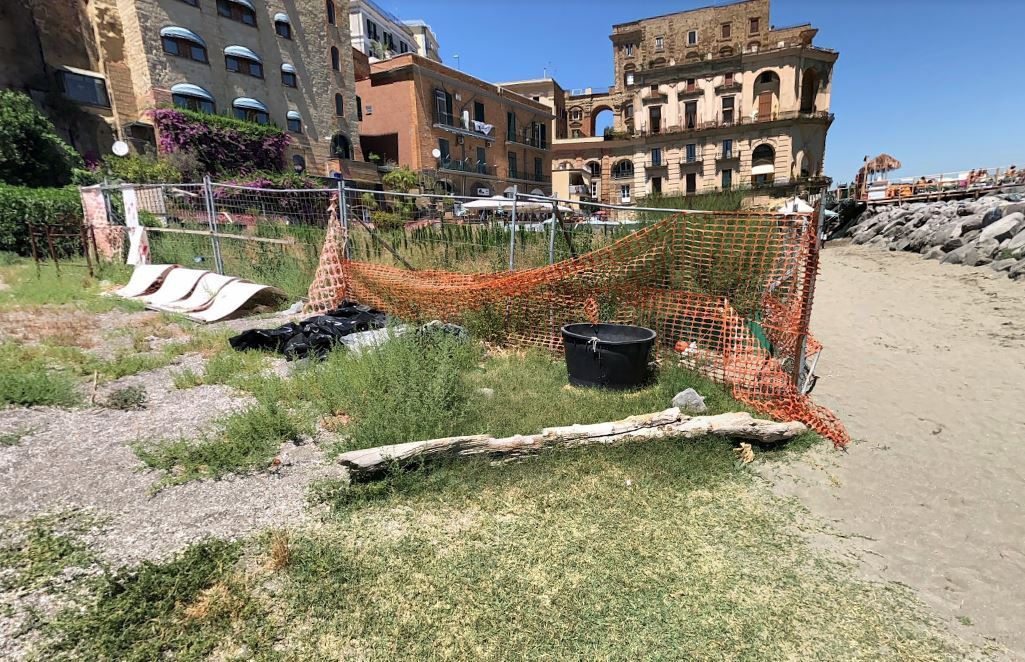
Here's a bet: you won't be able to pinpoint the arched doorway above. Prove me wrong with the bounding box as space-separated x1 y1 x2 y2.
751 143 775 186
753 70 780 121
591 105 614 137
331 133 352 159
800 68 820 112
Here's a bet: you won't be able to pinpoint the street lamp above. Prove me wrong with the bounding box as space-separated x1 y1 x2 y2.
452 54 460 70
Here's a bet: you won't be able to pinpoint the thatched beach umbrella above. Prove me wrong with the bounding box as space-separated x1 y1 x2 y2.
860 153 902 176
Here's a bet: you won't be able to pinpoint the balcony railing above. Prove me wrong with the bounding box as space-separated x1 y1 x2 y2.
645 158 668 169
607 110 833 140
714 80 742 92
506 130 548 150
640 88 669 104
716 148 742 160
611 169 634 180
432 110 496 139
437 158 496 176
678 86 703 98
508 169 551 184
680 153 703 166
568 185 590 195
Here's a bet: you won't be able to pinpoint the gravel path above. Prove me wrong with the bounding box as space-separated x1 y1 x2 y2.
763 242 1025 659
0 353 345 567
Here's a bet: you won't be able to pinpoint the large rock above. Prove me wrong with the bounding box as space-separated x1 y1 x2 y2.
941 237 965 252
1009 258 1025 280
941 243 973 265
991 258 1017 272
1005 228 1025 258
959 213 988 233
979 212 1025 243
671 388 707 413
962 238 999 267
922 246 946 260
1001 201 1025 216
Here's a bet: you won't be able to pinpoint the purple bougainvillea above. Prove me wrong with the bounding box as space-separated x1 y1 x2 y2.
152 109 289 175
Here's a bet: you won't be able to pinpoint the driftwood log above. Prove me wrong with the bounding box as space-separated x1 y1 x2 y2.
336 408 806 482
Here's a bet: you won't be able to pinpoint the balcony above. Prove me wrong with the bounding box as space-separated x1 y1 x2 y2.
508 169 551 184
640 88 668 104
432 110 496 140
645 158 669 170
568 184 590 196
611 169 635 180
679 154 703 168
678 85 703 98
715 80 742 92
506 130 548 151
604 110 833 140
437 158 496 177
716 148 741 161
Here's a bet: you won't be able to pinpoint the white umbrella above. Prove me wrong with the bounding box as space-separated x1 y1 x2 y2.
463 195 514 210
777 197 814 214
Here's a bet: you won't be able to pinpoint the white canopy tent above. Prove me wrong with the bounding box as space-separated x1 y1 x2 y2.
776 197 814 214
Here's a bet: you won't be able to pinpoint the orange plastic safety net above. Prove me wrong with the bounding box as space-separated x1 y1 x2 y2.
307 200 849 448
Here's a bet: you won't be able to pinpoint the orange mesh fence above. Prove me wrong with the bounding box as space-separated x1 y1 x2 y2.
308 193 849 448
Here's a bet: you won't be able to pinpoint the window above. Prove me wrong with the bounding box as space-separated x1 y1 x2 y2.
721 23 731 39
651 177 662 194
654 36 664 50
722 139 733 159
570 108 581 121
57 70 109 107
161 28 209 63
724 72 734 86
438 138 450 161
331 46 340 71
171 84 215 114
287 112 302 133
331 133 352 159
722 168 732 189
433 88 453 124
225 49 262 78
400 42 408 53
686 172 697 194
651 147 662 167
613 160 633 179
625 73 635 86
335 93 344 116
326 0 335 24
649 105 662 134
571 129 582 138
365 19 378 41
275 14 292 39
356 96 362 121
684 101 697 129
587 161 601 176
687 30 697 45
624 103 634 120
590 182 597 197
685 143 696 163
507 111 516 141
686 78 695 92
292 154 306 173
625 44 634 56
281 64 297 87
476 147 487 174
179 0 199 5
508 153 517 178
232 98 268 124
534 157 543 181
749 17 760 34
620 184 631 203
473 101 485 123
217 0 256 26
722 96 735 124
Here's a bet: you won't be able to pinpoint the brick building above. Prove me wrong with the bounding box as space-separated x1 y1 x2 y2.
539 0 837 204
1 0 369 179
356 54 553 197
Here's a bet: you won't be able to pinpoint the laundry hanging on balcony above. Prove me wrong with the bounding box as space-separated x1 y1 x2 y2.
471 120 494 137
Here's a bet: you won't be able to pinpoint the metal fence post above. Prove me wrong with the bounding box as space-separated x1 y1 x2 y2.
203 175 224 274
548 200 558 265
337 178 350 260
508 185 518 271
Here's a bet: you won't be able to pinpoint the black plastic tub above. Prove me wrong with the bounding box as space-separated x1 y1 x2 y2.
561 323 657 390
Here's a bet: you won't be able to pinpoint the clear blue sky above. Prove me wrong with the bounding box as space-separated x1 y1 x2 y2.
378 0 1025 183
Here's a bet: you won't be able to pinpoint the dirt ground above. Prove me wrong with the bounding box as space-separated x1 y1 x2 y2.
765 243 1025 658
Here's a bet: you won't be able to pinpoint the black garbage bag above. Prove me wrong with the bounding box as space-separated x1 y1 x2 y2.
228 301 386 361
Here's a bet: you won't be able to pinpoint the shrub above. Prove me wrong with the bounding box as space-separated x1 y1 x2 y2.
0 184 83 256
381 166 418 193
152 108 289 175
99 153 182 184
0 91 83 187
104 385 148 410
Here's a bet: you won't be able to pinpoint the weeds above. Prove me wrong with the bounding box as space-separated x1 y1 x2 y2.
133 401 310 489
0 345 80 407
0 512 98 590
103 385 147 410
0 427 34 446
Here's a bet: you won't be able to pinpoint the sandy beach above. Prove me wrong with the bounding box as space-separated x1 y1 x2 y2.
765 242 1025 657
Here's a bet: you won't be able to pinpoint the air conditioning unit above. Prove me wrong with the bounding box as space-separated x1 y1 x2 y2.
456 135 464 145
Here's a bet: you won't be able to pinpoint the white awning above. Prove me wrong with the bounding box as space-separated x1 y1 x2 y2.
286 110 301 120
281 63 296 74
160 26 206 46
224 45 261 62
273 12 290 23
751 163 775 175
232 97 268 112
170 83 213 101
228 0 255 9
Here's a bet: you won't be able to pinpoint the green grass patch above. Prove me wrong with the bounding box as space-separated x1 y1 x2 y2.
133 401 311 489
172 348 269 390
0 345 80 407
0 512 98 590
0 262 137 313
40 539 273 660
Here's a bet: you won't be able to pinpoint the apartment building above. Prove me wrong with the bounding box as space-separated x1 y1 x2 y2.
356 54 553 197
550 0 837 204
2 0 369 179
349 0 440 62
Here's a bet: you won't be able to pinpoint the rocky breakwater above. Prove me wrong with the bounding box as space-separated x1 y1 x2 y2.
847 194 1025 280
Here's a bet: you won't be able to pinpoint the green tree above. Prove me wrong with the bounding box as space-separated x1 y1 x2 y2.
0 91 83 187
381 165 418 193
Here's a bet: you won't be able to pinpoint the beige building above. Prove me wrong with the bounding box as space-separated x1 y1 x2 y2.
356 54 553 197
2 0 369 179
539 0 837 204
348 0 440 63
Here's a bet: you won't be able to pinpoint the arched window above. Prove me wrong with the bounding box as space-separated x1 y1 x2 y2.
587 161 601 177
274 13 292 39
612 160 634 179
326 0 335 24
292 154 306 173
751 143 776 185
160 27 208 63
170 83 215 114
335 93 344 116
224 45 262 78
331 46 340 71
217 0 257 26
232 97 268 124
356 95 363 121
623 103 634 120
281 63 297 87
286 110 302 134
331 133 352 159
